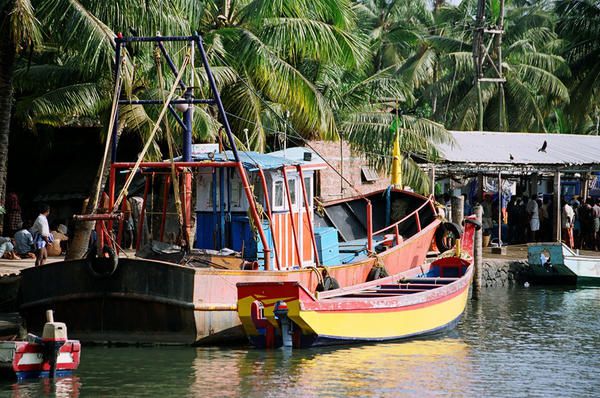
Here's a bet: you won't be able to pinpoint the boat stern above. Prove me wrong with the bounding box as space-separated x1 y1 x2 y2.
237 282 317 348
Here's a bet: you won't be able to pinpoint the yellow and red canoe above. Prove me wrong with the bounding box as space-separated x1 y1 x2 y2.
237 253 473 348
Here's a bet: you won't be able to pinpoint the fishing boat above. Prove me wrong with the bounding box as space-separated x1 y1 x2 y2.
527 243 600 285
18 34 442 345
0 311 81 380
237 218 479 348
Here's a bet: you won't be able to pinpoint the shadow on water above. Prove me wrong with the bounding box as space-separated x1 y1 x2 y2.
1 286 598 397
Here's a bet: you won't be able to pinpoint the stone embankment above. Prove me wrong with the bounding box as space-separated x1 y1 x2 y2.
481 258 530 287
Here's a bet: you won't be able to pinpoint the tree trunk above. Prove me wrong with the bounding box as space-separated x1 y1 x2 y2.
0 27 16 236
65 126 121 260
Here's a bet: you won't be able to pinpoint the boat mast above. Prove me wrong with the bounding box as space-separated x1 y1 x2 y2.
107 34 272 267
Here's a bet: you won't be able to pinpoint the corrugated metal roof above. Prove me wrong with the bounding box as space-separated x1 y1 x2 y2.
189 151 294 170
438 131 600 166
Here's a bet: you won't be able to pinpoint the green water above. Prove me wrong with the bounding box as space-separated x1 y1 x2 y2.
1 286 599 397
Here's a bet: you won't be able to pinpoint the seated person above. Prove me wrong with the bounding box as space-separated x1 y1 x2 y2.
47 223 69 257
14 222 35 259
0 236 20 260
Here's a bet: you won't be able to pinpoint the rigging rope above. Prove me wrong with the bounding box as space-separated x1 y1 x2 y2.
155 46 185 231
113 52 191 211
92 52 125 214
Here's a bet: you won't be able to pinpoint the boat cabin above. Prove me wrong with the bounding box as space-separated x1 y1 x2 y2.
192 148 326 270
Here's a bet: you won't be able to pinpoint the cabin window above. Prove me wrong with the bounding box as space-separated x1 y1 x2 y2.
230 178 242 208
253 180 264 208
289 178 297 206
274 180 284 209
303 177 312 209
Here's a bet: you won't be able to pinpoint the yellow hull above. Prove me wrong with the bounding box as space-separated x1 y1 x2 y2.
294 287 469 341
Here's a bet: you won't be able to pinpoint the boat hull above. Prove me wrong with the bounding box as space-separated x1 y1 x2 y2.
19 220 439 345
238 262 472 348
527 243 600 285
0 340 81 380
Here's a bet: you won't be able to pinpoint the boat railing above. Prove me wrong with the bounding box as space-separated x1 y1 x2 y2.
369 195 436 250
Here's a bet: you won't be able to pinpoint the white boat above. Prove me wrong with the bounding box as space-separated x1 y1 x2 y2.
527 242 600 284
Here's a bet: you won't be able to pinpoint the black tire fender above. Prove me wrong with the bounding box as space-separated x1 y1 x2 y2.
316 275 340 292
367 266 389 281
435 222 463 252
87 245 119 278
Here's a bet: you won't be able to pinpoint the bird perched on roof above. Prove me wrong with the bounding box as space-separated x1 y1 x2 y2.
538 140 547 152
509 153 514 161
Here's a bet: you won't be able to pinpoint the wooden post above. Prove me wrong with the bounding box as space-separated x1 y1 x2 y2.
554 171 561 242
497 171 502 245
582 172 590 201
451 195 464 226
472 205 483 300
430 165 436 196
477 173 484 203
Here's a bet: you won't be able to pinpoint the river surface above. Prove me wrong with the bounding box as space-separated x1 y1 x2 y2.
1 286 599 398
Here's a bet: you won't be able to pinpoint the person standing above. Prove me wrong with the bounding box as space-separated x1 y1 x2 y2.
507 197 517 244
526 195 540 242
4 193 22 238
30 204 52 266
593 199 600 251
562 201 575 249
481 195 493 235
579 199 594 249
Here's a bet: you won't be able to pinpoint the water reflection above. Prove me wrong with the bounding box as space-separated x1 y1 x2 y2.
1 287 598 397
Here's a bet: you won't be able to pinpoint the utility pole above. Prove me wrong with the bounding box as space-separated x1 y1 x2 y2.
472 0 506 132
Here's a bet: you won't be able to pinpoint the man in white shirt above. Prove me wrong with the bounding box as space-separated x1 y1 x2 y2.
526 196 540 242
562 201 575 248
30 204 51 266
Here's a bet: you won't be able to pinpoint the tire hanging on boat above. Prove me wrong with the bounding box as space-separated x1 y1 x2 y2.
316 275 340 292
367 265 389 281
435 222 463 252
86 245 119 278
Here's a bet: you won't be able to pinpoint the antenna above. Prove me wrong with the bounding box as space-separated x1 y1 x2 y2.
473 0 506 131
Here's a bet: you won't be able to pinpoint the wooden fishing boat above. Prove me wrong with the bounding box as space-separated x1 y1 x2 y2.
18 34 442 345
0 311 81 380
527 243 600 285
237 218 479 348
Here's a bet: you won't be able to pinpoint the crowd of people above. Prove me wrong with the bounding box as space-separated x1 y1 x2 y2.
1 194 69 266
559 196 600 250
502 194 600 249
438 190 600 250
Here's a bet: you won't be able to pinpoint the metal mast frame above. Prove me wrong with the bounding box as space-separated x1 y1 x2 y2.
108 33 272 268
473 0 506 131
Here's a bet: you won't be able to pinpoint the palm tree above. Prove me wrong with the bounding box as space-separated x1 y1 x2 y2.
556 0 600 133
12 0 366 257
424 0 569 132
0 0 41 234
326 0 452 192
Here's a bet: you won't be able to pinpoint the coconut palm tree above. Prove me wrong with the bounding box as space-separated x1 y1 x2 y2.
0 0 41 234
326 0 451 192
12 0 366 257
425 0 569 132
556 0 600 133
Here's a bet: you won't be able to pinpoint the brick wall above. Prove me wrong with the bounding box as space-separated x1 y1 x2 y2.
309 140 390 201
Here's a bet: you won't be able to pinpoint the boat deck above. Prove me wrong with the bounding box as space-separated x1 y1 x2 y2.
329 276 459 299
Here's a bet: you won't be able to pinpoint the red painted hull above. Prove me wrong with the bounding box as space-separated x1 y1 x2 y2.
0 340 81 379
19 209 440 345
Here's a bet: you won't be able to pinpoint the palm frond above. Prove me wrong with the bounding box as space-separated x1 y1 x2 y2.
260 17 367 68
17 83 108 127
8 0 42 50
